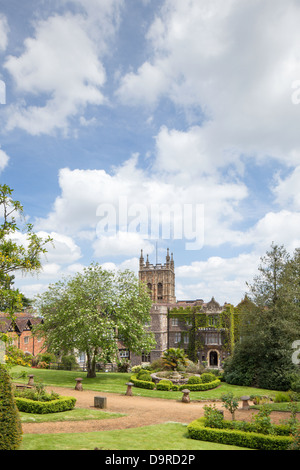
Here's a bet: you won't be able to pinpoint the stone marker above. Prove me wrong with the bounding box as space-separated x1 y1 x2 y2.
94 396 107 409
240 395 251 410
125 382 134 396
181 389 190 403
75 377 83 391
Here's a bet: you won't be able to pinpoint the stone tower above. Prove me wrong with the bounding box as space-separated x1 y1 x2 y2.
139 248 176 303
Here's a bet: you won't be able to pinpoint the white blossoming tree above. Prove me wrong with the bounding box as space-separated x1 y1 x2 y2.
34 263 155 378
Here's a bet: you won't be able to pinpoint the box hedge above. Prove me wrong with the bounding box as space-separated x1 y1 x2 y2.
130 375 155 390
15 396 76 414
187 418 293 450
179 379 221 392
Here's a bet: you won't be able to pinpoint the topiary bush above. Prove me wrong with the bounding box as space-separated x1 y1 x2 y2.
201 372 216 383
187 376 202 384
156 379 173 391
0 365 22 450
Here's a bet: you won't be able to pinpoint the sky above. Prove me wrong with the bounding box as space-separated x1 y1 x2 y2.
0 0 300 306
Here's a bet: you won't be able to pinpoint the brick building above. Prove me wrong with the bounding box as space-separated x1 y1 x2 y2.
0 312 45 357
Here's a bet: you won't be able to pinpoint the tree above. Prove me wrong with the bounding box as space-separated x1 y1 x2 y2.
224 243 300 390
34 264 156 378
162 348 188 371
0 184 52 314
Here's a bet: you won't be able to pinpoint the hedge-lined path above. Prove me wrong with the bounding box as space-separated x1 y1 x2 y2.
21 386 299 435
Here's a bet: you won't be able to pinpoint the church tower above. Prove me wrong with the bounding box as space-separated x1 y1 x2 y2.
139 248 176 304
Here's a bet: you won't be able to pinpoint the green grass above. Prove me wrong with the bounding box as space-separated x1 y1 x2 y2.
12 366 278 401
20 408 125 423
20 422 250 450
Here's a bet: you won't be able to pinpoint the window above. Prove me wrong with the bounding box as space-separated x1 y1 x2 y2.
119 350 130 358
175 332 181 343
142 352 151 362
206 332 221 345
183 333 189 344
208 315 219 327
24 336 29 344
172 318 179 327
157 282 163 300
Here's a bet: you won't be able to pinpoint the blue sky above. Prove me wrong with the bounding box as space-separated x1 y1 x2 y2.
1 0 300 306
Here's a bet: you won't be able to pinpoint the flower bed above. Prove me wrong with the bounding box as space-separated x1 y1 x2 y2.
130 374 220 392
187 418 293 450
15 396 76 414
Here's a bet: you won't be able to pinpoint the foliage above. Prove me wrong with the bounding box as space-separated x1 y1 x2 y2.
221 392 239 420
203 404 224 429
130 374 155 390
187 375 202 384
0 184 52 314
201 372 216 383
156 379 173 391
34 264 156 378
224 243 300 390
162 348 188 371
187 417 293 450
179 379 221 391
4 344 32 368
0 364 22 450
116 358 131 373
15 396 76 414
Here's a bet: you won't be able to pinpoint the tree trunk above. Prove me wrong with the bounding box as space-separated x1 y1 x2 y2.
86 351 96 378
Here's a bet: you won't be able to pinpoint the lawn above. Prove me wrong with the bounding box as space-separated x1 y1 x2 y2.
20 408 125 423
11 366 278 401
20 422 250 450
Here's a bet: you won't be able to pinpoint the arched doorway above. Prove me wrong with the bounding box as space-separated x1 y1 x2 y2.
209 350 218 367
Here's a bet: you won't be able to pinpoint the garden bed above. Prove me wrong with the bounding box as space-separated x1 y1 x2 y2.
15 395 76 414
187 417 293 450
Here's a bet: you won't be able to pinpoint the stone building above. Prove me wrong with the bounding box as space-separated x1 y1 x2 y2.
130 249 231 368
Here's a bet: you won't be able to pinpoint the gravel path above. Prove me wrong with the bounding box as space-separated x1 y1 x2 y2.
21 386 299 435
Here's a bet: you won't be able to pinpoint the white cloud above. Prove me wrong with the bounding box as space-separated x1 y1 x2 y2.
273 166 300 210
117 0 300 168
3 4 123 135
0 14 9 51
0 148 9 172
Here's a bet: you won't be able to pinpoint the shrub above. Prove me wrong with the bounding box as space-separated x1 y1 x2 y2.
201 372 216 383
156 379 173 391
130 375 155 390
136 370 152 381
187 376 202 384
187 418 293 450
203 404 224 429
0 365 22 450
274 392 291 403
15 396 76 414
61 354 79 370
179 379 220 392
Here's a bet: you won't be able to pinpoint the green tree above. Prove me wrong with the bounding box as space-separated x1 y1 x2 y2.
34 264 156 378
162 348 188 371
224 243 299 390
0 184 52 314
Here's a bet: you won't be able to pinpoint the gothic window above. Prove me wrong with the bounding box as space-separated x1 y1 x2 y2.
172 317 179 327
157 282 163 300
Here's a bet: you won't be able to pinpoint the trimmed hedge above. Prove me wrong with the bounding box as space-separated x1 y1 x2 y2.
130 375 155 390
179 379 221 392
156 379 173 391
15 396 76 414
187 418 293 450
0 365 22 450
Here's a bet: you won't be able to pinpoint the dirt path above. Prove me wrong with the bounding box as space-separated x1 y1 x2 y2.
21 386 299 435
